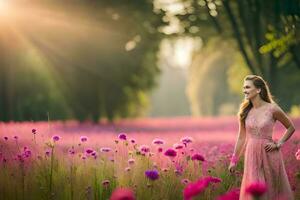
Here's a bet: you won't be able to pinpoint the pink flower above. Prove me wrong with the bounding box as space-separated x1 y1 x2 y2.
204 176 222 183
157 147 163 153
216 188 240 200
91 151 97 157
52 135 60 142
128 158 135 165
3 136 8 141
125 167 131 172
183 176 222 200
130 138 136 144
164 148 177 157
180 137 193 145
173 143 184 150
245 182 267 197
13 136 18 140
45 150 51 156
32 129 37 134
110 188 135 200
85 148 94 154
102 180 110 187
68 147 75 155
118 133 127 140
80 136 88 142
181 179 191 185
139 145 150 153
191 153 205 161
183 179 208 200
100 147 111 153
162 168 169 172
152 138 165 145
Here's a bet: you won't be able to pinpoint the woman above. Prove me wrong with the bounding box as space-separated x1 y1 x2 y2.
228 75 295 200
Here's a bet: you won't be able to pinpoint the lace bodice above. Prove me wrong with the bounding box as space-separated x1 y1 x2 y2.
245 103 276 140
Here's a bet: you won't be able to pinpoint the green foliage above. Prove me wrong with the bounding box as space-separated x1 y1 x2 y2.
0 0 166 122
158 0 300 111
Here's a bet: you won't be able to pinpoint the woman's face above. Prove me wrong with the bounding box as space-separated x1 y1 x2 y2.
243 80 260 100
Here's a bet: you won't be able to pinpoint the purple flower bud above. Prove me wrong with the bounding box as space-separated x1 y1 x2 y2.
45 150 51 156
152 139 165 145
118 133 127 140
100 147 111 153
130 139 136 144
145 170 159 181
173 143 184 150
102 180 110 187
128 158 135 165
80 136 88 142
139 145 150 153
52 135 60 142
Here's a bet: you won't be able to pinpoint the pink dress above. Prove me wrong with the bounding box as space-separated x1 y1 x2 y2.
239 103 294 200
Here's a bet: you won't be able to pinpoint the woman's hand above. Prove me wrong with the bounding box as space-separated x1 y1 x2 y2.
228 162 237 174
264 142 279 152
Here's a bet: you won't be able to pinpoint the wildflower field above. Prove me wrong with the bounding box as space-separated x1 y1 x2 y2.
0 117 300 200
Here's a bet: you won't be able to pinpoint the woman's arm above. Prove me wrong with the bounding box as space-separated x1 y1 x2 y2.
231 120 246 164
273 104 296 148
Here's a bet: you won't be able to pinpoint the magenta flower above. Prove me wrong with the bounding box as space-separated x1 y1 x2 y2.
91 151 97 159
13 136 18 140
181 179 191 185
130 138 136 144
157 147 163 153
180 137 193 145
32 129 36 134
68 148 75 155
52 135 60 142
145 170 159 181
45 150 51 156
216 188 240 200
100 147 111 153
204 176 222 184
191 153 205 161
85 148 94 154
245 182 268 197
3 136 8 141
173 143 184 149
139 145 150 153
110 188 135 200
183 176 222 200
183 179 209 200
128 158 135 165
80 136 88 142
118 133 127 140
164 148 177 157
23 150 31 158
152 138 165 145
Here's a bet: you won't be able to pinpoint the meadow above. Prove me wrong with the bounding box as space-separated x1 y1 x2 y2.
0 117 299 200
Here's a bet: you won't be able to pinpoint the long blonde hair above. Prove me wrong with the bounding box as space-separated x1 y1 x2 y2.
238 75 274 124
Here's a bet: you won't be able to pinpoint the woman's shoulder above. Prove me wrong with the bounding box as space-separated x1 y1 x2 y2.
269 102 283 114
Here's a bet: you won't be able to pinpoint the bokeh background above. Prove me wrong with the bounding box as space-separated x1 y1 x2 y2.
0 0 299 122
